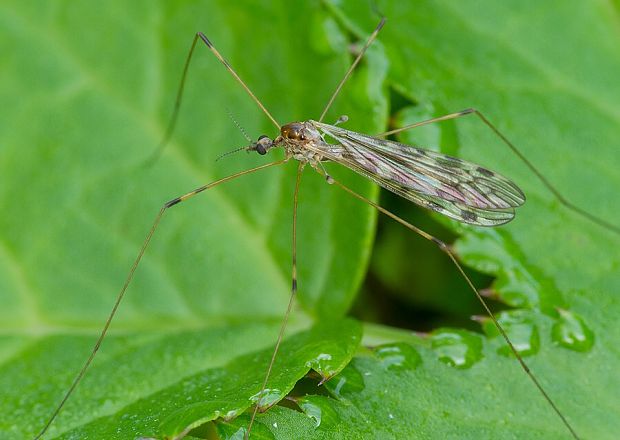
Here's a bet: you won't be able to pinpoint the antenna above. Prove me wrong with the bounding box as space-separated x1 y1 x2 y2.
226 107 252 143
213 108 256 161
215 146 248 161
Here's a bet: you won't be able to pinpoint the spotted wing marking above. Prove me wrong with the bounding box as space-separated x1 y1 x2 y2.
308 121 525 226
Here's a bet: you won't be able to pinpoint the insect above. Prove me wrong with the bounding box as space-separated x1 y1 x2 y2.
31 9 618 440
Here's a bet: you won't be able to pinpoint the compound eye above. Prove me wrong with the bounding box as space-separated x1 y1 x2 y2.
254 135 271 155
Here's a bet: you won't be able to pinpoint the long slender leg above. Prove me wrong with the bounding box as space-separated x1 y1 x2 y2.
147 32 280 164
245 162 305 440
146 33 201 165
318 18 386 123
327 175 580 440
33 160 285 440
380 108 620 235
197 32 280 130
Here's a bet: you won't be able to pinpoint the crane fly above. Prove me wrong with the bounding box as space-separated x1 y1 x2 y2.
35 13 617 440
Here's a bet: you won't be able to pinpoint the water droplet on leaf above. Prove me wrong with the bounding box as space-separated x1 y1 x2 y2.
300 400 322 427
552 309 594 352
483 311 540 357
430 330 482 368
249 388 283 409
224 409 238 421
373 342 421 371
307 352 338 382
324 363 365 397
298 396 339 429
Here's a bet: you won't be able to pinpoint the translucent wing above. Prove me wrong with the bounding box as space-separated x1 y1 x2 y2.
309 121 526 226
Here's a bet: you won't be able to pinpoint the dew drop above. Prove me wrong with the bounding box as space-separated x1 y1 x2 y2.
373 342 421 371
430 330 482 369
298 396 339 429
229 427 247 440
307 352 336 381
324 364 365 397
486 311 540 357
249 388 283 409
224 409 238 421
299 400 322 427
552 309 594 352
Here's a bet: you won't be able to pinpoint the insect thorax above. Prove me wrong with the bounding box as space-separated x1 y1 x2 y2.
280 121 326 164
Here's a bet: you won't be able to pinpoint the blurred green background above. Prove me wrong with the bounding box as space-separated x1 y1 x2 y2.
1 1 619 439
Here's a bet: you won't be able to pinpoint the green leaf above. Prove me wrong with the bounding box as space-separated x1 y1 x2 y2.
0 1 381 438
220 339 581 439
264 1 617 438
2 1 620 439
52 319 362 439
